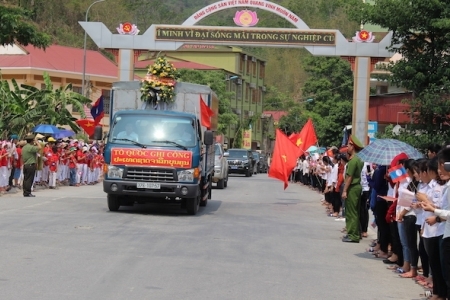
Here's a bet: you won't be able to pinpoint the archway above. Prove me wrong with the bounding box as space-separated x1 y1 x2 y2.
80 0 393 144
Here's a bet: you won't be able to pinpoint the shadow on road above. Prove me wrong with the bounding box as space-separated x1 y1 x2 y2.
106 199 222 217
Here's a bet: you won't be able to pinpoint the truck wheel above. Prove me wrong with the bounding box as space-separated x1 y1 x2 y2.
187 187 200 215
217 178 225 189
224 175 228 188
245 169 251 177
107 194 120 211
208 182 212 199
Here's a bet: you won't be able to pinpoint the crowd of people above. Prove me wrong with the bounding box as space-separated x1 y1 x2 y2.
2 134 104 197
291 137 450 300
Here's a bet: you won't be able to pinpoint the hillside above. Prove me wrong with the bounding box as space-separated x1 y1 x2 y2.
2 0 359 97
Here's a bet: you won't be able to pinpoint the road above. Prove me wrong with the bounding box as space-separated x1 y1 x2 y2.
0 174 424 300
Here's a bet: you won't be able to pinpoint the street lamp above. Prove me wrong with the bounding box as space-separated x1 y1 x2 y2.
82 0 106 97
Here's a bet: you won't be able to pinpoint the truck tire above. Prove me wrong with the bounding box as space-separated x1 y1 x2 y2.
187 187 200 215
224 175 228 188
107 194 120 211
245 169 251 177
208 182 212 199
217 178 225 189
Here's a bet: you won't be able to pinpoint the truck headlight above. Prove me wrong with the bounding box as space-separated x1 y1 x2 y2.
242 160 249 165
107 166 124 179
177 168 198 182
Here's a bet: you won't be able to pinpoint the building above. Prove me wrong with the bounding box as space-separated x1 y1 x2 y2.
136 45 266 150
0 44 118 130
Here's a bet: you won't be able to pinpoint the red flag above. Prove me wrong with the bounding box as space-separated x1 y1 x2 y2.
200 95 214 129
269 129 301 189
289 118 317 152
76 119 96 136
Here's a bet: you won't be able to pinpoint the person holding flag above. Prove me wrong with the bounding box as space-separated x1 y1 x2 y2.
268 129 301 189
341 135 364 243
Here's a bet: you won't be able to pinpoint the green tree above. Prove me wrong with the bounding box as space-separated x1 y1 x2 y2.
300 56 353 146
346 0 450 147
0 78 43 137
178 69 238 134
0 4 51 48
19 73 91 132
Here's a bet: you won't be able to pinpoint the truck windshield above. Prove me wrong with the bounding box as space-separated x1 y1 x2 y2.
110 115 197 148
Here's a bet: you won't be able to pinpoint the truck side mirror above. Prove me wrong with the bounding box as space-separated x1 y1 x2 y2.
203 130 214 145
93 125 103 140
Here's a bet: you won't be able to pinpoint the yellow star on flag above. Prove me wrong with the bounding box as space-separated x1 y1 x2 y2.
296 138 302 146
85 122 94 127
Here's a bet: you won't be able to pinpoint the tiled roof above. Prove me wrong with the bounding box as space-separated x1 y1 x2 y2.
135 59 219 70
0 44 117 78
262 111 288 122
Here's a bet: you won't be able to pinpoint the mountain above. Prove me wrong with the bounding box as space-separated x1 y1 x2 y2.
2 0 358 98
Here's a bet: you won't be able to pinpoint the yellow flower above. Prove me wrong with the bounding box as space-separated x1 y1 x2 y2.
152 70 157 74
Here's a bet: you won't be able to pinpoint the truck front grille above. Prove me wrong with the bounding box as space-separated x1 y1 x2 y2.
124 167 175 182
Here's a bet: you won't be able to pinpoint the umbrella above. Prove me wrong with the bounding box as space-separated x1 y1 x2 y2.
306 145 318 152
32 124 60 135
53 129 75 139
357 139 424 165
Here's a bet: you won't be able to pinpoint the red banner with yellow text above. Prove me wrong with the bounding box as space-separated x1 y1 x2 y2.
111 148 192 168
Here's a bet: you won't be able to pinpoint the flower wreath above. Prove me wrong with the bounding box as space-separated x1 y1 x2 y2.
140 56 180 104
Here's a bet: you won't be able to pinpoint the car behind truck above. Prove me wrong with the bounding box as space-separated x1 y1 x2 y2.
97 81 218 215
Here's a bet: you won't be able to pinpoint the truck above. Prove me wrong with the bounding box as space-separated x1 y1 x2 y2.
95 81 218 215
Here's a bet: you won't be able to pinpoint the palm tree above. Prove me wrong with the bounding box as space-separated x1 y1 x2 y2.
20 72 92 132
0 79 41 137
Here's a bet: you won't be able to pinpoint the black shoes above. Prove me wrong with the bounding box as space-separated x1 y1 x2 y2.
342 237 359 243
24 194 35 197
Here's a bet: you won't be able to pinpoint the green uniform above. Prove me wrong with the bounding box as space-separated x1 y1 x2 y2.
345 155 364 242
22 144 39 165
22 142 40 197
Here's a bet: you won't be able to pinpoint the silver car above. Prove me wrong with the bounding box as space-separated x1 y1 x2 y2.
213 143 228 189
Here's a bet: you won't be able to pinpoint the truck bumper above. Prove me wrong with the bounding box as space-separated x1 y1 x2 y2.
103 180 199 198
212 169 224 183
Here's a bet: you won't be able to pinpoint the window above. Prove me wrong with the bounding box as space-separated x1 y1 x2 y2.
252 89 258 103
245 83 250 101
259 62 265 79
102 89 111 114
246 58 251 75
257 119 261 132
237 84 242 100
239 55 245 73
252 61 257 76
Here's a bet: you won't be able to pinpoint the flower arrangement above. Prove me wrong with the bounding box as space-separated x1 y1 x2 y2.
140 56 180 104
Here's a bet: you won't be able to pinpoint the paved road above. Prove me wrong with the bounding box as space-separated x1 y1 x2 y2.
0 175 424 300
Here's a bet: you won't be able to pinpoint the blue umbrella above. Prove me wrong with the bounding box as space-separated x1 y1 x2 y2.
32 124 60 135
306 145 318 152
357 139 423 165
53 129 75 139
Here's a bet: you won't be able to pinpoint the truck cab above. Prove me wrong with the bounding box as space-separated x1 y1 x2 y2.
100 81 217 215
